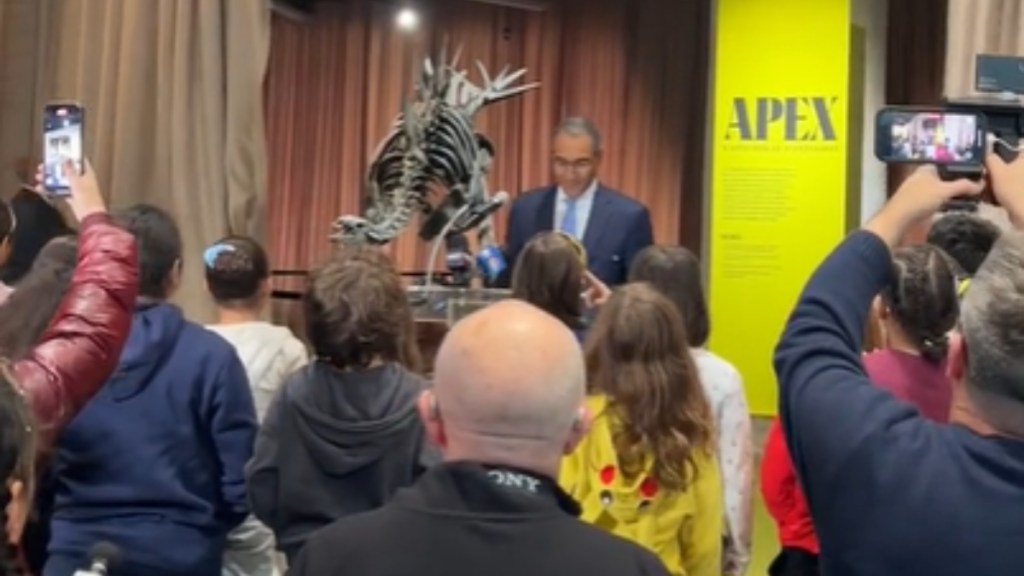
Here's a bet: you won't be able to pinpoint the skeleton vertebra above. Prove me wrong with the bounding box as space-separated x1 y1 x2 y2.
330 46 538 247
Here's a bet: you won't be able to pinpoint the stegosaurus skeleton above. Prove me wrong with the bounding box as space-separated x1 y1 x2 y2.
330 46 538 248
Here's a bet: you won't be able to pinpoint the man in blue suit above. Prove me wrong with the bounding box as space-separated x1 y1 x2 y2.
503 117 653 286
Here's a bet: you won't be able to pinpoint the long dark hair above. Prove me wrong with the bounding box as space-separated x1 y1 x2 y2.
0 236 77 360
511 232 585 331
881 245 960 363
0 369 35 575
584 283 714 491
628 245 710 347
0 190 72 286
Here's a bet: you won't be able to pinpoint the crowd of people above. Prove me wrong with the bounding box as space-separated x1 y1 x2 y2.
0 117 1020 576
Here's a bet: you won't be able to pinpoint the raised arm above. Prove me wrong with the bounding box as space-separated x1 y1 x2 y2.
774 167 984 506
11 161 137 448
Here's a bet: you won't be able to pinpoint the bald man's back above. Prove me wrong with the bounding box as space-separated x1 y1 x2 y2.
290 460 672 576
289 301 672 576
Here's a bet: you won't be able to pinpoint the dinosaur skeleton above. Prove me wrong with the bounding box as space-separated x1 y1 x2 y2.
330 46 538 247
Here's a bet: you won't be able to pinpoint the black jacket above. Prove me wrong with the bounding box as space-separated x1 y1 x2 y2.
290 461 671 576
246 362 435 561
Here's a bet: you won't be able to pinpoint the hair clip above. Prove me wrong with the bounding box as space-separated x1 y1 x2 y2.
957 277 971 297
203 243 236 268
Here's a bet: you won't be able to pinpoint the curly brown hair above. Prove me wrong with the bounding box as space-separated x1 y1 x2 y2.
584 282 714 490
511 232 585 330
304 248 420 372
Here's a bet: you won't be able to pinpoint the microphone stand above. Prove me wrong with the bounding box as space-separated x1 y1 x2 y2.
424 202 473 292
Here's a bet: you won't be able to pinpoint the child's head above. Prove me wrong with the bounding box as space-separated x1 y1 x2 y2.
876 244 960 363
628 245 710 347
204 236 270 311
511 232 586 330
0 236 77 360
1 189 72 285
0 373 35 549
112 204 183 301
926 213 1001 276
584 282 714 490
304 249 420 372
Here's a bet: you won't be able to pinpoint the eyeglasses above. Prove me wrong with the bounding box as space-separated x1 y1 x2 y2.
553 158 594 173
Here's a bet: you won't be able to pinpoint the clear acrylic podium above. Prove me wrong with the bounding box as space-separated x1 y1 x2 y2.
408 286 511 374
406 285 512 326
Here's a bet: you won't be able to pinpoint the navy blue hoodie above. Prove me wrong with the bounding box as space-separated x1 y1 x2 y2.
47 303 258 576
775 231 1024 576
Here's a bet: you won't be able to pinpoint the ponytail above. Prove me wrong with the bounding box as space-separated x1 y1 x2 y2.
883 245 960 363
918 333 950 364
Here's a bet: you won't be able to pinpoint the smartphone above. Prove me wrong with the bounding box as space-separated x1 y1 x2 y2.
874 107 986 166
42 102 85 195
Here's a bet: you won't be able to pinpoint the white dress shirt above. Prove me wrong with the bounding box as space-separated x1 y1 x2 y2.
554 180 598 239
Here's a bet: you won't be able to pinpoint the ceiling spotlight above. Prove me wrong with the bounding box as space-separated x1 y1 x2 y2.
395 7 419 32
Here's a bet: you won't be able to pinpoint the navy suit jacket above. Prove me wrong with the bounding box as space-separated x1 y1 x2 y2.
503 185 654 287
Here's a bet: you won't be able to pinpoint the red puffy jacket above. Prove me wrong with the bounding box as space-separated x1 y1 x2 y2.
8 212 137 450
760 418 819 554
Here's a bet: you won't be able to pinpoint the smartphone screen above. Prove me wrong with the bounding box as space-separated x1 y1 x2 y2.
875 108 986 165
42 103 84 195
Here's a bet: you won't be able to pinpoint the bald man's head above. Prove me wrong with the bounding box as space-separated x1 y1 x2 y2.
419 300 587 473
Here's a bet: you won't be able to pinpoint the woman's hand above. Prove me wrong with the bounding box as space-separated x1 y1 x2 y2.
582 271 612 307
35 159 107 222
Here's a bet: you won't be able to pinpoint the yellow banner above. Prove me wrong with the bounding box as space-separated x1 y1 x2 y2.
708 0 850 416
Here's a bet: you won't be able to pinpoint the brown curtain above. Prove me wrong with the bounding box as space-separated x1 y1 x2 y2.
946 0 1024 96
0 0 271 322
265 0 711 275
942 0 1022 236
883 0 948 249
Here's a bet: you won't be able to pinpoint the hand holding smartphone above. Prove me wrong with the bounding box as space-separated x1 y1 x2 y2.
33 157 106 224
42 102 85 196
874 107 987 166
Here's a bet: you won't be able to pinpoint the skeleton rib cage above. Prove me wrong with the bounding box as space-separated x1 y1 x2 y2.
330 46 538 248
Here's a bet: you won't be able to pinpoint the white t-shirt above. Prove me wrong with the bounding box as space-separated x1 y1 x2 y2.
206 321 309 421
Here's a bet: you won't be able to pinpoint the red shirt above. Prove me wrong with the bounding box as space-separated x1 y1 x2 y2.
863 350 952 422
760 418 818 553
760 350 953 553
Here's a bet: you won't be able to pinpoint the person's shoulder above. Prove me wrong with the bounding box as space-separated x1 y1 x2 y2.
565 519 672 574
295 507 398 565
513 186 555 206
693 348 742 388
597 185 644 209
183 320 238 358
598 186 647 217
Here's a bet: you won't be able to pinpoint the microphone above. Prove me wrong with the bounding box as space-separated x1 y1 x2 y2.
444 234 474 288
475 245 507 283
74 542 121 576
452 191 510 231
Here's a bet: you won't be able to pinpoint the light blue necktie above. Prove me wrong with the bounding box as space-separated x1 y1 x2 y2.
560 198 578 238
